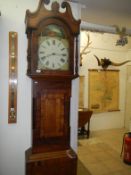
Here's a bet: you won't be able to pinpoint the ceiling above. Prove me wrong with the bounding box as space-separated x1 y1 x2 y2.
69 0 131 29
72 0 131 17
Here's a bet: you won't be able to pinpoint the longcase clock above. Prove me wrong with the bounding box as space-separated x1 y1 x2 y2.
25 0 80 175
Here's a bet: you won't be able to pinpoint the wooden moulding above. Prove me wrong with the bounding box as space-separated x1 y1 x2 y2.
25 0 81 35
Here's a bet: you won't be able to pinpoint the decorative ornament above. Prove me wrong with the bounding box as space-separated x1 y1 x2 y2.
114 26 128 46
80 33 91 66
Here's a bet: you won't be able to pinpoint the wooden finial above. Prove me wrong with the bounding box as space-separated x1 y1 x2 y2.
51 1 60 11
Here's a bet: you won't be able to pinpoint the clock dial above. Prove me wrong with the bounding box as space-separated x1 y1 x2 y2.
38 37 69 70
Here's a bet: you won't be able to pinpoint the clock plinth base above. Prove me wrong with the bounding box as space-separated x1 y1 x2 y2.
26 148 77 175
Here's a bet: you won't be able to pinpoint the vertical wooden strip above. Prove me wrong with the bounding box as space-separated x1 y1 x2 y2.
8 32 18 123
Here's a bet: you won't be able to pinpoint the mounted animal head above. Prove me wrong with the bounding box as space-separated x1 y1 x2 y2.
94 55 131 69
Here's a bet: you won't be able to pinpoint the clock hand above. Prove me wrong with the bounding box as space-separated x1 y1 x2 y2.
45 53 56 57
45 53 60 57
53 53 67 57
41 54 53 59
43 53 67 58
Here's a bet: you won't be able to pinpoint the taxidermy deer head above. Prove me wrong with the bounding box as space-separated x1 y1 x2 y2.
80 33 91 66
94 55 131 69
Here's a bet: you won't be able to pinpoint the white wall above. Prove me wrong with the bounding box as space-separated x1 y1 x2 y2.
0 1 81 175
80 30 131 131
70 2 81 152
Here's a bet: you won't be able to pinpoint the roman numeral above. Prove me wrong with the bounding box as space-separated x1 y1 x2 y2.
45 61 49 65
52 63 55 68
52 40 55 45
46 41 50 46
60 58 65 63
39 51 44 54
41 56 46 60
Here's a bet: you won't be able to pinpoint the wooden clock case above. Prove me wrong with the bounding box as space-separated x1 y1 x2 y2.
25 0 80 175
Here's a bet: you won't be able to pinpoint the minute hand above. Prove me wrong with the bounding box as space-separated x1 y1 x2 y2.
54 53 67 56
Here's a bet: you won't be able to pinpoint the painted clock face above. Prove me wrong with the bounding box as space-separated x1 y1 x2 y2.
37 36 69 71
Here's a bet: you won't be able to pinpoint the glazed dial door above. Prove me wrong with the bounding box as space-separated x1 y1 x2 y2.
37 24 69 71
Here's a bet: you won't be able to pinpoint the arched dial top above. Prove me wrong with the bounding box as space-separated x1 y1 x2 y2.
37 24 69 71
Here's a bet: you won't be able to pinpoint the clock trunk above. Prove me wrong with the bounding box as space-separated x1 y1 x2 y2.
32 80 71 153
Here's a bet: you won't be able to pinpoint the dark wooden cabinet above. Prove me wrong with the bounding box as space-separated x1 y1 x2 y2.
25 0 80 174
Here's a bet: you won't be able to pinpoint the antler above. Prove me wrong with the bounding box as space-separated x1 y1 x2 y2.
80 33 91 66
94 55 131 69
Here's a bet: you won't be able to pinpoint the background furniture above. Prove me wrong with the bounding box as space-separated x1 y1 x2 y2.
78 108 93 138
